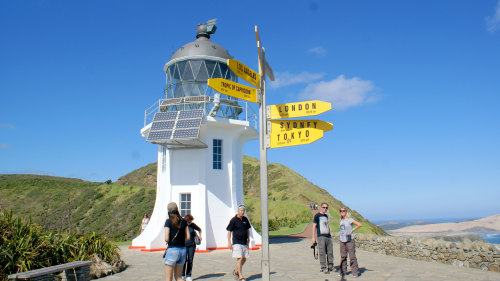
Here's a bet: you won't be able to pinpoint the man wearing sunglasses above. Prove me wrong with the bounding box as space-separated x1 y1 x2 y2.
312 203 334 274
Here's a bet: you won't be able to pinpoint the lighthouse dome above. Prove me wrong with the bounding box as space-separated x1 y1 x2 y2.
170 35 231 61
162 22 240 119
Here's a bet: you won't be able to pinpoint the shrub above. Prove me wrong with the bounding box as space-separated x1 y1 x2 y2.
0 209 121 280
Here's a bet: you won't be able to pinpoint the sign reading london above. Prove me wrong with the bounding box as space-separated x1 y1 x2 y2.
227 59 261 89
267 100 331 119
207 78 260 104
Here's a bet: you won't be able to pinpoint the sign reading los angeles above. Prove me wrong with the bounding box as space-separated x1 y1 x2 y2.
227 59 261 89
268 119 333 133
267 100 331 119
267 128 324 148
207 78 260 104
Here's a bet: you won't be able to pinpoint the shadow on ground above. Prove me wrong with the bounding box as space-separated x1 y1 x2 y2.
246 271 277 280
270 236 305 244
194 272 226 279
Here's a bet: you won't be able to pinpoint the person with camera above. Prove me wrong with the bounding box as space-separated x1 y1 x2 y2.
182 214 202 281
339 207 362 278
312 203 334 274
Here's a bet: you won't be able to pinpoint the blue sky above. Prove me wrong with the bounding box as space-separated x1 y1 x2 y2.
1 0 499 221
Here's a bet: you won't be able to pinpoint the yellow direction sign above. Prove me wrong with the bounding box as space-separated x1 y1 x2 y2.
268 119 333 133
207 78 260 104
267 100 331 119
227 59 261 89
267 128 324 148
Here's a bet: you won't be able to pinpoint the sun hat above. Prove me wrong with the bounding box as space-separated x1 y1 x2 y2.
167 202 178 213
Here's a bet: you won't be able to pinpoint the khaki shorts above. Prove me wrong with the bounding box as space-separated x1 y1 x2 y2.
232 244 249 258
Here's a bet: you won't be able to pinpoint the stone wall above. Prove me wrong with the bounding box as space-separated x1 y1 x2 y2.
332 233 500 272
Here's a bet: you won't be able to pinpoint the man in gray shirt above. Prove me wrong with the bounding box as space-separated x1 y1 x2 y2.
312 203 334 274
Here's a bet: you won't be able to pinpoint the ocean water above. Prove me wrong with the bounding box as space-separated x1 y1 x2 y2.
478 233 500 244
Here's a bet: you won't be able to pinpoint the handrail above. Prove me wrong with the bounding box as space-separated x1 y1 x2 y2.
144 96 258 129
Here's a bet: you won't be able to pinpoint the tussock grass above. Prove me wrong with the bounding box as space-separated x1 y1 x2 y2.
0 209 121 281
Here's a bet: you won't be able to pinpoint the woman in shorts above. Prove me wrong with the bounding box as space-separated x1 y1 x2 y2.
164 202 190 281
339 207 362 278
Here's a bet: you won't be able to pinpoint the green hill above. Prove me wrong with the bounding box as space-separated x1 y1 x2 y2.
0 156 385 240
0 174 155 241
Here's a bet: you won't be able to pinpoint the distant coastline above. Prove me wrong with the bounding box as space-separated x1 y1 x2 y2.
375 215 500 244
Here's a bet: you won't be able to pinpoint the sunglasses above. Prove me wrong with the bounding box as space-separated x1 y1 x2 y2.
340 210 346 212
322 206 328 209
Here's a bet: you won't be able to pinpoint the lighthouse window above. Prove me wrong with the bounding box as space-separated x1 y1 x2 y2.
213 139 222 170
179 193 191 217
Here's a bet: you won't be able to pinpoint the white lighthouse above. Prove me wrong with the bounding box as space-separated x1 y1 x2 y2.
131 21 262 251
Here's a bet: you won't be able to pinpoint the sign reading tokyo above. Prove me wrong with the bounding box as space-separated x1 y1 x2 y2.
267 100 331 119
267 128 324 148
227 59 261 89
269 119 333 133
207 78 260 104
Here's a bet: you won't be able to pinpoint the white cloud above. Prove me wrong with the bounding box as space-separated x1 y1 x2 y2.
0 143 12 150
307 46 327 56
0 123 15 129
486 0 500 33
298 75 380 110
270 71 325 88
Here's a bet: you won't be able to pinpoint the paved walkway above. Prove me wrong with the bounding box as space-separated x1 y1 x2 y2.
102 237 499 281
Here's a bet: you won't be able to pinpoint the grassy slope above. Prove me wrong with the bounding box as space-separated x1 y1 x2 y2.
0 174 155 240
0 156 385 240
242 156 385 235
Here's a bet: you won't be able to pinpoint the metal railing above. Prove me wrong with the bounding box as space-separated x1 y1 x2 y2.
144 95 258 128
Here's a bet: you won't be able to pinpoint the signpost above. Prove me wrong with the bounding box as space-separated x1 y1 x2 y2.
267 100 331 119
227 59 261 89
225 25 332 280
207 78 260 104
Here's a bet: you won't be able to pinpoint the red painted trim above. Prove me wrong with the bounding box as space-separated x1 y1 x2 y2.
249 247 261 250
195 249 210 253
207 247 230 250
128 246 145 249
256 244 262 246
141 248 167 252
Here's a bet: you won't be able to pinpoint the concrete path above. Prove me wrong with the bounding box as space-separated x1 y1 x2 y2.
102 237 499 281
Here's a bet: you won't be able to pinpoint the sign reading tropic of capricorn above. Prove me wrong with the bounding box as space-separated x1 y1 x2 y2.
266 101 332 149
227 59 261 89
207 78 260 104
267 100 331 119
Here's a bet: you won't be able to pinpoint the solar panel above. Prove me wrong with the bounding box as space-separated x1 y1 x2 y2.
147 130 172 141
173 128 199 139
179 109 203 119
176 119 201 129
153 111 178 121
147 109 204 143
151 121 175 131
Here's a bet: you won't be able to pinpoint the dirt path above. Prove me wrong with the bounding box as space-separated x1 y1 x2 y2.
288 209 319 239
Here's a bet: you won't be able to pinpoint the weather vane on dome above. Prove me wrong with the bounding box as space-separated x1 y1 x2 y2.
197 19 217 38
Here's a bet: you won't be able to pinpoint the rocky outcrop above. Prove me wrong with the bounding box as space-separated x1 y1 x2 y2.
333 233 500 272
90 255 127 279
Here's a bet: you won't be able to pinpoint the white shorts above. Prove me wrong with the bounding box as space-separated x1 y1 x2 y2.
232 244 249 258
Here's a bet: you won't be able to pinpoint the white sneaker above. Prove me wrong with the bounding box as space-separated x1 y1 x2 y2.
186 277 192 281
